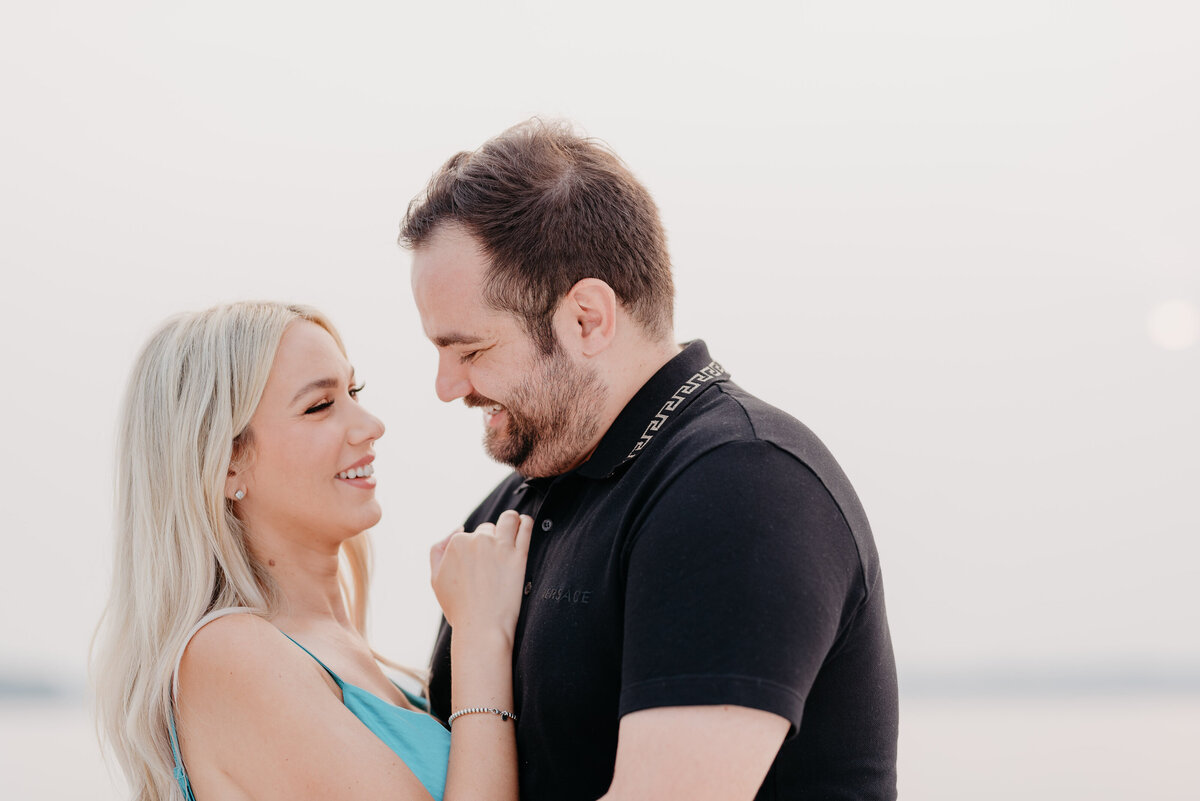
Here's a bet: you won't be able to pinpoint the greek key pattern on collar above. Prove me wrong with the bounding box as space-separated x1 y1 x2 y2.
626 361 726 460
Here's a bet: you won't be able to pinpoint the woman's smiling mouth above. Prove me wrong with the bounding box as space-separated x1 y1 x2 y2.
336 463 374 480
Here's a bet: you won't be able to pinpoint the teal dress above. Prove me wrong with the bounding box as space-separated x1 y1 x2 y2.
169 618 450 801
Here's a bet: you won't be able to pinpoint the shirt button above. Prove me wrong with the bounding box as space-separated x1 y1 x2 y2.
523 581 533 596
541 519 553 531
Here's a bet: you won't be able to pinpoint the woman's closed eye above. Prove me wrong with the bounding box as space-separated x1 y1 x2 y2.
304 399 334 414
304 384 365 414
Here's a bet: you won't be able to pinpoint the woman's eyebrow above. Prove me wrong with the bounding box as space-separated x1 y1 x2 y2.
289 368 355 405
290 377 339 404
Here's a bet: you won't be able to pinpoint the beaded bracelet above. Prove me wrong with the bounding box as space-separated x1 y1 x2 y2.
446 706 518 726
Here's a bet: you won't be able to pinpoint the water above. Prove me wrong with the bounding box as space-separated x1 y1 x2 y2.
899 694 1200 799
3 694 1197 800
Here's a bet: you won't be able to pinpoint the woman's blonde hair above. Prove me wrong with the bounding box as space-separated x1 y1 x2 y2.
92 301 380 801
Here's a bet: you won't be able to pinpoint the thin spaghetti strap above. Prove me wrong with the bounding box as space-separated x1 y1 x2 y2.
279 632 346 687
168 706 194 801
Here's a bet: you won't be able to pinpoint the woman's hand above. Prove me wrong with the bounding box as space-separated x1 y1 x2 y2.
430 510 533 643
435 512 529 801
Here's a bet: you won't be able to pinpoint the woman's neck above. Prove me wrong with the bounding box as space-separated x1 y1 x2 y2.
247 523 354 628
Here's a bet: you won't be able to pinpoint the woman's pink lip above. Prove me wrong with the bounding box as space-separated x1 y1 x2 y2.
337 454 375 474
337 475 377 489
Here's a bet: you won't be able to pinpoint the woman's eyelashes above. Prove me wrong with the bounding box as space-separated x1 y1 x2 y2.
303 383 366 414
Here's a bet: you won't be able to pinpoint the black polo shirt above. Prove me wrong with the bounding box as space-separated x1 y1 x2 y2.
429 341 898 801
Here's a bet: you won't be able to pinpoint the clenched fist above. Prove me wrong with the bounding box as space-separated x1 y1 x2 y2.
431 510 533 644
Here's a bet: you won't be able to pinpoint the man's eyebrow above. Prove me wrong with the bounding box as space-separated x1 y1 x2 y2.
432 333 485 348
290 369 356 405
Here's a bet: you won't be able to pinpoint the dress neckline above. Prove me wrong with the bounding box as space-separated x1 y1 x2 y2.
279 630 428 715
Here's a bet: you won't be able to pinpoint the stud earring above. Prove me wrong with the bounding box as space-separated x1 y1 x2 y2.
233 489 246 501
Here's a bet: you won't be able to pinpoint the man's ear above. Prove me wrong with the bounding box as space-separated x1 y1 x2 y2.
558 278 617 357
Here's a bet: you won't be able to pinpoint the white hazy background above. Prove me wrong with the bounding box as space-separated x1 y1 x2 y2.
2 2 1198 799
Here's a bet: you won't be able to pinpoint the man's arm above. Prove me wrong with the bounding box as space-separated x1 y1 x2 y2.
600 706 789 801
612 439 868 799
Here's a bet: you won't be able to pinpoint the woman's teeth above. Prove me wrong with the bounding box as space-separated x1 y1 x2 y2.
337 464 375 480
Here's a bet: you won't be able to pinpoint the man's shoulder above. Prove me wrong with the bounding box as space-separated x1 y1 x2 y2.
665 381 838 471
654 381 874 540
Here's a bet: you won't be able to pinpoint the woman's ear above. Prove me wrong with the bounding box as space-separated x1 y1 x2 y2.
225 435 254 501
559 278 617 357
224 463 246 501
224 470 245 502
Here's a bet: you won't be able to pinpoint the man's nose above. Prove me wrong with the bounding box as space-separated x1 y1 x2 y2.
435 353 472 403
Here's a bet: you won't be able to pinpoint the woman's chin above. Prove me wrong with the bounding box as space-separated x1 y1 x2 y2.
352 501 384 533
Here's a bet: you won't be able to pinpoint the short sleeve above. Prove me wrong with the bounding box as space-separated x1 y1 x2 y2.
618 439 866 733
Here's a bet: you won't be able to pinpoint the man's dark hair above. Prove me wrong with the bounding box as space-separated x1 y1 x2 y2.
399 119 674 354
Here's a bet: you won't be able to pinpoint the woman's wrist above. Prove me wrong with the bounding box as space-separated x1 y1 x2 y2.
449 622 516 654
449 626 515 719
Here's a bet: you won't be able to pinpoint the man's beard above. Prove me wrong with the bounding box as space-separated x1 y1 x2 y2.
467 351 607 478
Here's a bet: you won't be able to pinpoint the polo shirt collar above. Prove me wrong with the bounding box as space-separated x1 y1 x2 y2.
576 340 729 480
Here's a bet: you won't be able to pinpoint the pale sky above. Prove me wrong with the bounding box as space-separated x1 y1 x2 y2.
1 0 1197 688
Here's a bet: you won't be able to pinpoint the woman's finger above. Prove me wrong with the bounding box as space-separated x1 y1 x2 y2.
515 514 534 556
495 509 522 542
429 534 451 577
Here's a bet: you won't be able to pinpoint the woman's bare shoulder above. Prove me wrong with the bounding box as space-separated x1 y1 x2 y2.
174 613 433 801
177 613 324 707
183 610 276 653
181 612 278 669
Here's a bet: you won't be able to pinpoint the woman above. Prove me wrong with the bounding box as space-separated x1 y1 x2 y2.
92 301 530 801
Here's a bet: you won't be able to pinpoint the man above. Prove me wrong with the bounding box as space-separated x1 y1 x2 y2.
401 120 898 801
